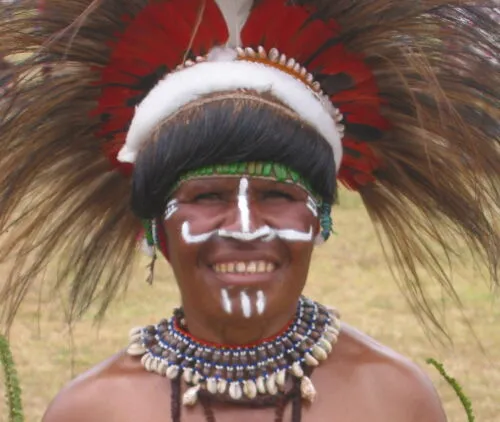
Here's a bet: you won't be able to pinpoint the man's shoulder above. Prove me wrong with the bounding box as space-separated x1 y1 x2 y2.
42 350 165 422
323 323 447 421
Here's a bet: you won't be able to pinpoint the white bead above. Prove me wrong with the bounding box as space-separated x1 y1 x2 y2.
192 372 202 385
300 376 317 403
312 345 328 361
166 365 179 379
144 356 154 372
269 48 280 62
207 377 218 394
245 47 256 57
290 362 304 377
182 385 200 406
183 368 193 383
217 379 228 394
128 326 143 338
304 352 319 367
266 373 278 395
276 369 287 388
158 361 168 376
319 337 333 353
229 382 243 400
127 343 146 356
129 333 142 343
243 380 258 399
257 46 267 58
256 376 266 394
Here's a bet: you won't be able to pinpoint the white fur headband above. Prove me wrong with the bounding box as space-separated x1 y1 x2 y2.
119 50 344 170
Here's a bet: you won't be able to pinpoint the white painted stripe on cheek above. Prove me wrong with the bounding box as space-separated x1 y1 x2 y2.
181 221 214 244
238 177 250 233
256 290 266 315
240 290 252 318
221 289 232 314
275 226 314 242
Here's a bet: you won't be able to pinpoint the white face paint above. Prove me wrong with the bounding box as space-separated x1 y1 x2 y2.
219 289 267 318
165 199 179 220
238 178 251 233
306 196 319 218
178 177 316 245
220 288 232 314
181 222 314 244
240 290 252 318
256 290 266 315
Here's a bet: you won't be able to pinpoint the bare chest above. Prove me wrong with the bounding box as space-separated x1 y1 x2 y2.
101 388 404 422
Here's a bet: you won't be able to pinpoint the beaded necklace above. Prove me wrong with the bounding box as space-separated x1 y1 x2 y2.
127 297 341 407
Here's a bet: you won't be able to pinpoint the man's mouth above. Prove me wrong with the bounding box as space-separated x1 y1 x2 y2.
212 261 277 274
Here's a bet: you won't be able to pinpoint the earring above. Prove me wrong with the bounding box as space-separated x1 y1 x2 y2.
141 219 157 284
316 203 333 245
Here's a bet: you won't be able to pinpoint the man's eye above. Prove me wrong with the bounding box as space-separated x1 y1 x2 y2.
192 192 223 202
261 190 295 201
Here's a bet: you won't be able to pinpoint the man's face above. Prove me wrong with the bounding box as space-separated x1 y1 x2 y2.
162 175 320 326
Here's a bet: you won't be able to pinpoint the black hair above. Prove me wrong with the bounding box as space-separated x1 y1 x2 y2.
131 93 337 219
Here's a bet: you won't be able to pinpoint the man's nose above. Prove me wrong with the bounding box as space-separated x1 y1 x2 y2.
219 200 267 237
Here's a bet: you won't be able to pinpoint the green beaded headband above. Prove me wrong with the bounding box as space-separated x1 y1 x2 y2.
170 162 321 204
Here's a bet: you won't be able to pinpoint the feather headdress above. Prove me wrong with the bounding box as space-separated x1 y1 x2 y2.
0 0 498 330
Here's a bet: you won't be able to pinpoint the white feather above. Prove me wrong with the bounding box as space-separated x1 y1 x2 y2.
215 0 253 47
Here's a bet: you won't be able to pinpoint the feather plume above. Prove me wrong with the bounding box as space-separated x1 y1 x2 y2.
0 0 497 335
215 0 253 47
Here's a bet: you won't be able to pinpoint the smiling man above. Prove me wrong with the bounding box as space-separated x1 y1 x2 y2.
0 1 498 422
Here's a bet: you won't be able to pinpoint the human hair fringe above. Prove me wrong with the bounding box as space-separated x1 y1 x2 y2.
0 0 498 333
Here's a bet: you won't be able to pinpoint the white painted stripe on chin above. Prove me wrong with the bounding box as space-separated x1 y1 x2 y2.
221 288 232 314
240 291 252 318
256 290 266 315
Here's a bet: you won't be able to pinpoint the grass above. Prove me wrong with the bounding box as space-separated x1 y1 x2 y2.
1 190 498 421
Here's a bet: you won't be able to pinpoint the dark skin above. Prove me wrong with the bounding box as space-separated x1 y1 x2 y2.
42 177 447 422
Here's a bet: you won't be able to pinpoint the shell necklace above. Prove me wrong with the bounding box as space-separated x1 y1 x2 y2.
127 297 341 406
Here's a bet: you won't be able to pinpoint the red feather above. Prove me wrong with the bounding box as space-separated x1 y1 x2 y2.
241 0 338 62
242 0 387 190
94 0 389 190
93 0 228 174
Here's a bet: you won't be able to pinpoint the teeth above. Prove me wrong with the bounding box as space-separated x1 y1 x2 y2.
247 262 257 273
257 261 267 273
213 261 276 274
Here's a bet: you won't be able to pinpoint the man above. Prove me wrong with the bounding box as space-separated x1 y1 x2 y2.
0 1 498 421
